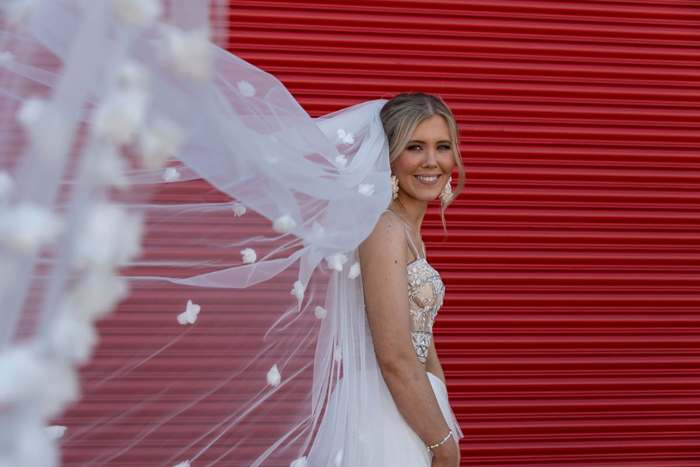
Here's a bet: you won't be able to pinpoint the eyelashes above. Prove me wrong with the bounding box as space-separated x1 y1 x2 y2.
406 145 451 151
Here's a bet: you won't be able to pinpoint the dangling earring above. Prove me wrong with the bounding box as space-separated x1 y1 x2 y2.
391 174 399 200
439 177 452 204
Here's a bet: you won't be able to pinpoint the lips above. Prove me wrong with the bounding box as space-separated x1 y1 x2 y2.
414 174 440 184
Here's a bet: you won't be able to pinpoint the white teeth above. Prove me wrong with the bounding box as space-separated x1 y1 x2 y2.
416 175 438 181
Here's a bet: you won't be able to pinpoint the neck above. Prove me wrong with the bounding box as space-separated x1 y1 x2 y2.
388 195 428 233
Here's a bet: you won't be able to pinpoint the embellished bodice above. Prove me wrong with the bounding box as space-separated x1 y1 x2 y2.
407 256 445 363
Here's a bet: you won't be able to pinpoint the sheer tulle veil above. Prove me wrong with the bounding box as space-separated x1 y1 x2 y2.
0 0 459 465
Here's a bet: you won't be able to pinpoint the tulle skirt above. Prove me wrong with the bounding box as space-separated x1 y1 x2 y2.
307 368 463 466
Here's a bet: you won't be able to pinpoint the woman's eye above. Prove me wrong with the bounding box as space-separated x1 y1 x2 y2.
407 145 422 151
438 145 451 150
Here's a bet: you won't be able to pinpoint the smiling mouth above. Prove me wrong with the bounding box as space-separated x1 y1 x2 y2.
415 175 440 183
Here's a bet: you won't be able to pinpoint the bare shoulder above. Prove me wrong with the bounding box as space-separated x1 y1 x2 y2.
359 211 407 262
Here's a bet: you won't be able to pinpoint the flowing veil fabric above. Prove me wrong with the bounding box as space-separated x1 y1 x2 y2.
0 1 461 466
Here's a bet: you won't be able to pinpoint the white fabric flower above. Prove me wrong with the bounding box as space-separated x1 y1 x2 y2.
12 419 56 467
0 171 14 202
93 88 148 145
334 154 347 168
94 144 129 188
290 456 308 467
290 280 305 300
0 346 44 404
113 0 162 27
37 357 79 419
48 316 97 364
333 449 343 466
348 262 361 279
138 116 186 169
333 345 342 363
232 203 246 216
240 248 256 264
326 254 347 272
17 97 46 132
237 80 256 98
74 203 143 268
162 167 180 182
65 270 129 322
336 129 354 145
17 98 69 161
44 425 67 440
0 51 14 69
267 364 281 387
3 0 40 30
313 306 327 319
177 300 201 325
358 183 375 196
273 214 296 234
158 25 213 81
0 202 63 255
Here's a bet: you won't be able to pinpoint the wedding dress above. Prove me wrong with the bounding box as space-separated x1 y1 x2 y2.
307 224 463 466
0 1 461 466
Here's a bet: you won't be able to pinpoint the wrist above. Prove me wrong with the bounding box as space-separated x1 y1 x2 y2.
426 429 454 455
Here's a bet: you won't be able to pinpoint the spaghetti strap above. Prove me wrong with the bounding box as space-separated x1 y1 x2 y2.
405 230 421 259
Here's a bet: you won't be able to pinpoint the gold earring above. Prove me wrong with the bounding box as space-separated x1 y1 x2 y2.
439 177 452 204
391 174 399 200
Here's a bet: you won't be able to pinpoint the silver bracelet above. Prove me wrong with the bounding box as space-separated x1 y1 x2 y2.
426 429 453 452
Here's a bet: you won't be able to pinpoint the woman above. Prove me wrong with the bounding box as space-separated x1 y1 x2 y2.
0 3 463 466
306 93 465 467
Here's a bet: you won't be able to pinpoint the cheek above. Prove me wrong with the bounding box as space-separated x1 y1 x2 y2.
394 152 420 176
440 153 457 173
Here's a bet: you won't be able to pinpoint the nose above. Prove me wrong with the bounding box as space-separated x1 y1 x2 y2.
422 147 438 168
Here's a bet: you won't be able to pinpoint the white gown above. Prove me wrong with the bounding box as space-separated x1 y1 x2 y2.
307 226 463 466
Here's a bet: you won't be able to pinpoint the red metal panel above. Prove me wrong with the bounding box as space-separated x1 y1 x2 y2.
61 1 700 465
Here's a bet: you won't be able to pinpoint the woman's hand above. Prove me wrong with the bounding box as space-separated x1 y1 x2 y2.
430 439 460 467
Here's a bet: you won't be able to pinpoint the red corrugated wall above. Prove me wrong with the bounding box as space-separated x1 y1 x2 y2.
60 1 700 466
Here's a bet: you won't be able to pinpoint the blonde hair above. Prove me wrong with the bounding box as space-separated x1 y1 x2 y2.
379 92 466 233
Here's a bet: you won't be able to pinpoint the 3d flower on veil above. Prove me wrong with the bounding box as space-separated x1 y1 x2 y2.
0 202 63 255
177 300 201 325
237 80 256 98
358 183 375 196
158 24 213 81
348 261 361 279
241 248 257 264
337 128 355 144
314 306 327 319
291 281 305 301
267 364 281 387
335 154 348 168
113 0 162 27
232 203 246 216
326 253 348 271
162 167 181 182
273 214 297 234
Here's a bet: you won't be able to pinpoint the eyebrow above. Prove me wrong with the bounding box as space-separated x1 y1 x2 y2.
407 139 452 144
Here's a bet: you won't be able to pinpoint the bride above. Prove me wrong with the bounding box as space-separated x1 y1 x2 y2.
0 2 464 466
307 93 465 466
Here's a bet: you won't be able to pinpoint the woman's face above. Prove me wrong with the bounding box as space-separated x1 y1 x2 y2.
391 115 456 204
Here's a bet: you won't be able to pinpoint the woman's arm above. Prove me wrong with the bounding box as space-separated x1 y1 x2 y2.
424 338 446 387
359 212 459 465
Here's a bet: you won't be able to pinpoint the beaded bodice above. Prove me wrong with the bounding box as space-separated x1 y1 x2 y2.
405 233 445 364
